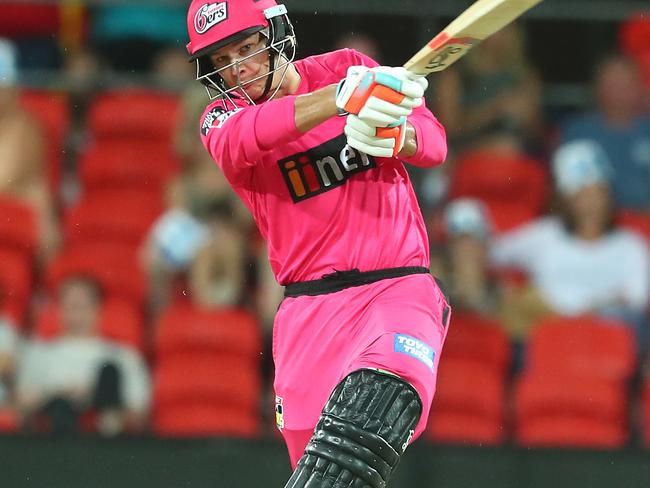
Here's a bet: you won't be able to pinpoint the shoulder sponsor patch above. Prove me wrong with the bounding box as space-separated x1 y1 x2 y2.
201 106 242 135
394 334 434 370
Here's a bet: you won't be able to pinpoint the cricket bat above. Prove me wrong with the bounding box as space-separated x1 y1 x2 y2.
404 0 543 76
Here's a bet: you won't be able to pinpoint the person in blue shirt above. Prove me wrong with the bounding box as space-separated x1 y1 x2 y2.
560 54 650 212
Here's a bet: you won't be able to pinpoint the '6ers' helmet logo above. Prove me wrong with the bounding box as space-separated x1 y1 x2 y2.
194 2 228 34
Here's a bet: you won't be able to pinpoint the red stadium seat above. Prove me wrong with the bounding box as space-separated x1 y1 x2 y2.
46 243 146 309
0 3 60 37
516 372 626 421
154 353 260 408
0 195 38 257
63 191 163 248
153 305 262 437
513 315 635 448
0 408 19 433
34 299 143 351
79 141 181 195
619 12 650 87
19 90 70 194
155 305 262 357
426 359 506 445
0 249 33 326
514 372 628 448
153 403 259 438
87 90 180 142
620 12 650 58
526 315 637 382
617 210 650 244
443 312 511 375
449 149 549 233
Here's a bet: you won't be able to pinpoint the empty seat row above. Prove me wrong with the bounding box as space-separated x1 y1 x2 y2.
426 313 642 448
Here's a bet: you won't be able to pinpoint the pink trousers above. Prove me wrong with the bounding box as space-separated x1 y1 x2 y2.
272 273 451 468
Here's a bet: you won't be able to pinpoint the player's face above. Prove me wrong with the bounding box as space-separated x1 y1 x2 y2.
210 33 271 99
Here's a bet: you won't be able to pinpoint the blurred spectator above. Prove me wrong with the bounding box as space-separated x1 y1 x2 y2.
151 47 195 90
490 140 650 345
433 24 543 154
0 38 61 262
143 195 248 314
254 242 285 335
254 238 284 349
437 198 500 315
333 32 383 63
560 54 650 212
174 84 217 165
142 86 251 316
432 199 531 366
15 277 150 436
63 46 104 129
90 3 188 74
0 308 19 411
187 198 248 309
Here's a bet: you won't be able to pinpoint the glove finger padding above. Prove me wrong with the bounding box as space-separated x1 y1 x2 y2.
346 138 396 159
370 66 428 98
336 66 425 118
345 114 406 158
345 123 396 149
345 113 378 136
409 74 429 93
358 96 419 126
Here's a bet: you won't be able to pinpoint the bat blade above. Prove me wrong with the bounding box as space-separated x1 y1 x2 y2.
404 0 543 76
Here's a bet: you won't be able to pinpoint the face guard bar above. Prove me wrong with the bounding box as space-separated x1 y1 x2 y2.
195 5 296 110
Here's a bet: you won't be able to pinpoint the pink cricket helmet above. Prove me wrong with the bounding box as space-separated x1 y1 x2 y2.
186 0 296 103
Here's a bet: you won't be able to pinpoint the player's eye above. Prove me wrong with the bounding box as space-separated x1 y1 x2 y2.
240 44 253 54
213 56 228 67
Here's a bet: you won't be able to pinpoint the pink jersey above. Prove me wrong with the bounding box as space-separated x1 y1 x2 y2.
200 49 447 285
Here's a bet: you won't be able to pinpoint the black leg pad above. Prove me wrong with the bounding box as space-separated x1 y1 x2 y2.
284 369 423 488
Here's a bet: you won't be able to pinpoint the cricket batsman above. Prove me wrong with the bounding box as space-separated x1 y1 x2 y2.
185 1 451 486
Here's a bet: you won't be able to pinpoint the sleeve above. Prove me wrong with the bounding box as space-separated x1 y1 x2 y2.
559 115 592 144
620 237 650 310
200 96 303 184
403 103 448 168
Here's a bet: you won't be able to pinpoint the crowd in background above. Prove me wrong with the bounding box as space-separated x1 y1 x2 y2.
0 2 649 447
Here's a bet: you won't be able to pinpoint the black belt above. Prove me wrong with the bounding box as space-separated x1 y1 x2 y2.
283 266 430 298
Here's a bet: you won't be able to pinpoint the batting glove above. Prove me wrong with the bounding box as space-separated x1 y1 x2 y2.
336 66 428 127
344 113 407 158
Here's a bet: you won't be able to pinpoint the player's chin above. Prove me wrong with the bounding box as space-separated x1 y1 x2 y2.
241 81 267 100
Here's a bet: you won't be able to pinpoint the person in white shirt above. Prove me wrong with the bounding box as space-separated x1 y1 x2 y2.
490 140 649 344
16 277 150 435
0 312 19 409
